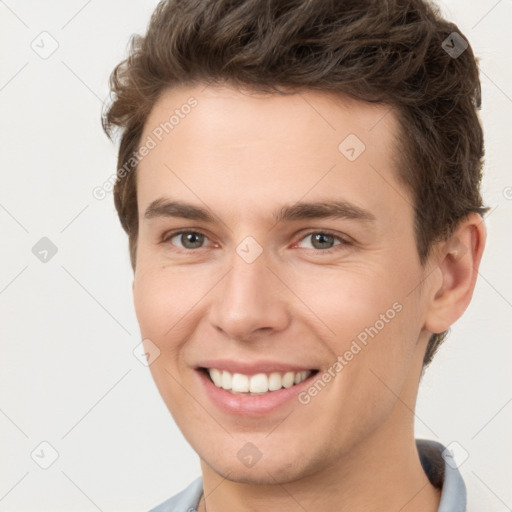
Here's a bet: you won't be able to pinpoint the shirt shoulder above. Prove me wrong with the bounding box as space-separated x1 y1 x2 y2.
147 477 203 512
416 438 467 512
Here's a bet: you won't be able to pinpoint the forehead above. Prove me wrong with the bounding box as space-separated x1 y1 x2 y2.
136 83 411 225
142 83 398 149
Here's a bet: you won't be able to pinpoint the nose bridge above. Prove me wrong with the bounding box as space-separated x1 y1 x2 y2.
209 243 289 340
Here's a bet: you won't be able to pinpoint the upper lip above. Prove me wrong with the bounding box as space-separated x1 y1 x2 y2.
196 359 318 376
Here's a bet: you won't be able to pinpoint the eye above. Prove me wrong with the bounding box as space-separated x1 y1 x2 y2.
163 230 210 250
161 229 350 254
295 231 349 253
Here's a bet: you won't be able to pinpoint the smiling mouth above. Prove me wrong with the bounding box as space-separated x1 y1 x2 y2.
199 367 319 395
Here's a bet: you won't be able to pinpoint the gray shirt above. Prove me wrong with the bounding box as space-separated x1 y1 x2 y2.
148 439 466 512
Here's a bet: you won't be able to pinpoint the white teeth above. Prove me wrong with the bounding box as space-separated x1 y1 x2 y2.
221 370 232 390
294 371 309 384
207 368 312 394
282 371 295 388
249 373 268 393
232 373 249 393
210 368 222 387
268 372 282 391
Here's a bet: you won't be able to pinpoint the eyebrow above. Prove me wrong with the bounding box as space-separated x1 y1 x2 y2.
143 198 376 224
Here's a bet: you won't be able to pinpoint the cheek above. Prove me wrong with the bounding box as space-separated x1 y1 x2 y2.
132 263 200 341
133 273 171 340
287 262 408 346
132 267 201 416
288 261 423 394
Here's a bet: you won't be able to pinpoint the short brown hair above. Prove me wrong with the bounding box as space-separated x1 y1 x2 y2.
102 0 489 367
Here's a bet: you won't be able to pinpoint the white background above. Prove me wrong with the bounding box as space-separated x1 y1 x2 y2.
0 0 511 510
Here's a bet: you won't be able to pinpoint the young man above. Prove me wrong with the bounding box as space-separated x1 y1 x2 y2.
102 0 488 510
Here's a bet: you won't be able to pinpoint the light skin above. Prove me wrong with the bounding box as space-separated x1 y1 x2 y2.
132 83 486 511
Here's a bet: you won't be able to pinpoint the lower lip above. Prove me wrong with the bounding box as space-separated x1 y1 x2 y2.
196 369 317 417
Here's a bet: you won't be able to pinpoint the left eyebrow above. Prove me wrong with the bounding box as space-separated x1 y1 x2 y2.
143 198 376 224
272 200 376 224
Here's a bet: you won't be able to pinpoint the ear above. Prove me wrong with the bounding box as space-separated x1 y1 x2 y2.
423 213 487 334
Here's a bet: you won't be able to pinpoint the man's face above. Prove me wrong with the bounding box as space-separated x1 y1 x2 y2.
133 84 435 483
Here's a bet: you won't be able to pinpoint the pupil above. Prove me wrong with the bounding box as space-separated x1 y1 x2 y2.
313 233 333 249
183 233 203 248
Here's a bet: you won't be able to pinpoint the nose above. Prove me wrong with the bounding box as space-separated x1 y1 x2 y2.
208 250 290 342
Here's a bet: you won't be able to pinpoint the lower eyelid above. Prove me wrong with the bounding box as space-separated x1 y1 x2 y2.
296 232 349 248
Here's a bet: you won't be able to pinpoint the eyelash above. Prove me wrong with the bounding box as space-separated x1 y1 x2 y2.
160 229 351 255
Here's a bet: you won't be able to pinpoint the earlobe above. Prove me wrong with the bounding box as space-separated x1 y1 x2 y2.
424 213 487 333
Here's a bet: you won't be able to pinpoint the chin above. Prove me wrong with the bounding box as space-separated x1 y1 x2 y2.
200 447 317 486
